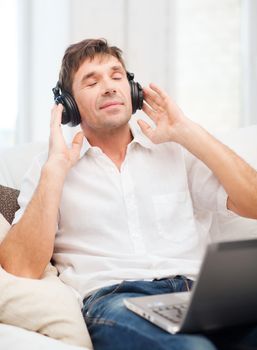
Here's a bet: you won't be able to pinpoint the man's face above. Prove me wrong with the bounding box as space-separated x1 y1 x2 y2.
72 54 132 134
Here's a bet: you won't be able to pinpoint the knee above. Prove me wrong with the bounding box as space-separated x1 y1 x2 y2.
179 335 217 350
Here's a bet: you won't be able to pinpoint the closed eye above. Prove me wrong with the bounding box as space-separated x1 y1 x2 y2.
112 72 123 80
87 82 97 87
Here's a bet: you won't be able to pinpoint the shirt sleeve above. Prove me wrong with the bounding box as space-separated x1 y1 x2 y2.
12 152 47 225
183 148 238 217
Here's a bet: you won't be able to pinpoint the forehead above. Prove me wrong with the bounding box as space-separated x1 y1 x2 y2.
76 54 124 77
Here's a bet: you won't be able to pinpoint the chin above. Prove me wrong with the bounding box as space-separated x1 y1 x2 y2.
104 118 130 130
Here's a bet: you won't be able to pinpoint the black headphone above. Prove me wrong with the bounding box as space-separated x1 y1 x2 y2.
52 72 143 127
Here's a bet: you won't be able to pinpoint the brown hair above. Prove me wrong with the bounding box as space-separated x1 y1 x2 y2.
59 38 126 94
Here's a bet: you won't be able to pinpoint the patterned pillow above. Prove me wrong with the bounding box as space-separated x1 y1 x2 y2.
0 185 20 224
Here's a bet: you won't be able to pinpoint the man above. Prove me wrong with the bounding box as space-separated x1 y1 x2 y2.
0 38 257 350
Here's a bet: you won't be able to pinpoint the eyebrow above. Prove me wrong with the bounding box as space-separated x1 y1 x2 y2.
80 65 124 85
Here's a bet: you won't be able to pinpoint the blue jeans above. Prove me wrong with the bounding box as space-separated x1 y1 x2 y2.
82 276 257 350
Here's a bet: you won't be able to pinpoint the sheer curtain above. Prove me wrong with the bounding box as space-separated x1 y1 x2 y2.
0 0 18 148
1 0 256 149
15 0 72 145
241 0 257 126
70 0 257 131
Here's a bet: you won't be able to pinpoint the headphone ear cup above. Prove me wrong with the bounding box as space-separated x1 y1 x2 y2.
129 80 143 114
60 91 81 127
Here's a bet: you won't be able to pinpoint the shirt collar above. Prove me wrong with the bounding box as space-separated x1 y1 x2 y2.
79 117 154 159
79 136 92 158
129 117 154 150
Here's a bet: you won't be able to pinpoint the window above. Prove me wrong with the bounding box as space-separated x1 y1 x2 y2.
0 0 18 148
175 0 242 130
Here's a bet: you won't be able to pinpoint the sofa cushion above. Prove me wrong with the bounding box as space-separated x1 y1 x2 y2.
0 214 92 349
0 323 87 350
0 185 20 224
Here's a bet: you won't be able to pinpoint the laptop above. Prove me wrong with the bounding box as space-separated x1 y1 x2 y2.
124 239 257 334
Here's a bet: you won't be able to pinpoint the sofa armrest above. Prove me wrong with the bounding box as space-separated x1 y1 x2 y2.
0 142 47 189
210 125 257 241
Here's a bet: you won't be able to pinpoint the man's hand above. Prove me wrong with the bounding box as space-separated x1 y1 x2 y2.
0 103 85 279
138 83 188 144
138 83 257 219
47 104 84 174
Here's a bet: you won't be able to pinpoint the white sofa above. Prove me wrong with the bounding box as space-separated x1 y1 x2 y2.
0 323 87 350
0 142 91 350
0 126 257 349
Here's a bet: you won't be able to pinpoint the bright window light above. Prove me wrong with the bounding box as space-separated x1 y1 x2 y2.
0 0 18 148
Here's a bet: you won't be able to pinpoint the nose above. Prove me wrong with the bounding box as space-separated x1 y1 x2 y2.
103 87 116 96
102 77 117 96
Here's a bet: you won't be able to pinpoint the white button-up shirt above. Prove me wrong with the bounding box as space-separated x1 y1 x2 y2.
14 119 231 303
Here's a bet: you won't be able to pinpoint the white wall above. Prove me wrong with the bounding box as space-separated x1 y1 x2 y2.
241 0 257 126
70 0 177 126
70 0 245 131
15 0 257 144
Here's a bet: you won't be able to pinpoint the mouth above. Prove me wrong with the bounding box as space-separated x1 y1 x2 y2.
99 101 124 110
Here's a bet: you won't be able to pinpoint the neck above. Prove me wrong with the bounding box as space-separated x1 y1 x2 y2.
83 124 133 170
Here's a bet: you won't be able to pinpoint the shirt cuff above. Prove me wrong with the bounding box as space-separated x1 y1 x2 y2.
216 186 238 218
12 208 23 225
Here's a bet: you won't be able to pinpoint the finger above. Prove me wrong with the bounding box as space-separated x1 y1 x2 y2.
148 85 184 117
137 119 154 140
72 131 84 149
143 91 161 113
143 87 163 110
142 102 157 122
149 83 169 101
70 131 84 164
49 104 65 148
50 104 63 129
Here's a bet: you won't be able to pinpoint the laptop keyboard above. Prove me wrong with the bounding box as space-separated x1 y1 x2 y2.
151 303 188 324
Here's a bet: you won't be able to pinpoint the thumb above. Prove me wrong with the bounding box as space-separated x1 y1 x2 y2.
137 119 154 140
71 131 84 153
